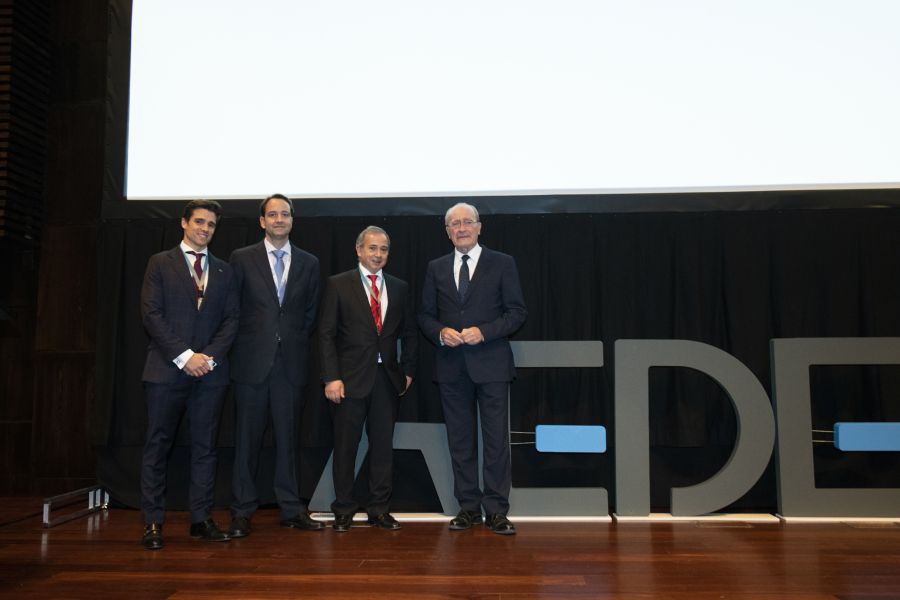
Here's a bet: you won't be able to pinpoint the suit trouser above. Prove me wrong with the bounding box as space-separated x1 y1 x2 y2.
331 366 399 517
439 378 511 516
231 349 304 520
141 378 227 525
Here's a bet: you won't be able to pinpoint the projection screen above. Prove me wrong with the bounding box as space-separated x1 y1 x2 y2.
125 0 900 200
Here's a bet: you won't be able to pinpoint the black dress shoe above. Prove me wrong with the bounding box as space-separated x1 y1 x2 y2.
486 513 516 535
367 513 401 530
142 523 164 550
281 513 324 531
229 516 251 538
333 513 353 532
449 509 484 531
189 518 230 542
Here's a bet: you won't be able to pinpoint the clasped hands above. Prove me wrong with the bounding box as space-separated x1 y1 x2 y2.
440 326 484 347
183 353 215 377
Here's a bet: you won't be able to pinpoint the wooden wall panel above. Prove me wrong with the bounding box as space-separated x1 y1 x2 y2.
0 0 50 245
34 224 97 351
31 352 95 493
43 107 103 224
0 0 104 495
0 422 31 494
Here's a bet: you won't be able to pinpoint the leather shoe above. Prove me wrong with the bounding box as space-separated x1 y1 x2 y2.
367 513 401 530
449 509 483 531
229 516 251 538
189 518 230 542
281 513 324 531
486 513 516 535
142 523 163 550
333 513 353 532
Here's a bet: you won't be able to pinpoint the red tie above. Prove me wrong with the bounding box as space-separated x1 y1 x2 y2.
186 250 204 280
368 274 382 334
186 251 205 302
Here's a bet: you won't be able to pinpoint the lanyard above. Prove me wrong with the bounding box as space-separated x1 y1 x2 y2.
188 257 209 309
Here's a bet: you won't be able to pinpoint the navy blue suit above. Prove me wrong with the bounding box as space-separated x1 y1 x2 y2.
418 246 527 515
140 246 239 525
228 241 320 520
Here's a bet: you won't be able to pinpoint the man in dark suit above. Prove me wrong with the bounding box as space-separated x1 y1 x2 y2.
140 199 240 550
228 194 324 537
319 226 417 532
418 202 527 535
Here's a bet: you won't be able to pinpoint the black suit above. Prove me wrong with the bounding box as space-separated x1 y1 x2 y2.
228 240 320 520
140 245 239 525
319 267 417 517
418 246 526 516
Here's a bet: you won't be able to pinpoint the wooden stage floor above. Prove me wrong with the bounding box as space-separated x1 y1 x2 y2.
1 499 899 599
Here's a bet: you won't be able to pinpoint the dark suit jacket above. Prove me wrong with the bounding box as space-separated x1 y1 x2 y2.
418 246 527 383
140 246 240 385
228 240 320 386
319 268 418 398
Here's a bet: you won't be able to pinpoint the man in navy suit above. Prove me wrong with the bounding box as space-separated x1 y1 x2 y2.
418 202 527 535
319 226 417 532
140 199 240 550
227 194 323 537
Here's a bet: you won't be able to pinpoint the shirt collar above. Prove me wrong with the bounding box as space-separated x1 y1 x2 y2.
180 241 207 256
359 264 383 279
455 243 482 262
264 238 291 256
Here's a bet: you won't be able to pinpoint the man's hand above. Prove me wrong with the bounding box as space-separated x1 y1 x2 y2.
460 327 484 345
325 380 345 404
441 327 465 347
400 375 413 396
183 353 213 377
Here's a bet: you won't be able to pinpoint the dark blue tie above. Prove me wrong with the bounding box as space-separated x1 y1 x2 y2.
458 254 470 300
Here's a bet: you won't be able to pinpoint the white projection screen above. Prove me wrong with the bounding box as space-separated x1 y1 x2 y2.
125 0 900 200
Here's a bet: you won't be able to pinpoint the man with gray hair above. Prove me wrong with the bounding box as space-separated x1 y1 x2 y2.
418 202 527 535
319 225 418 532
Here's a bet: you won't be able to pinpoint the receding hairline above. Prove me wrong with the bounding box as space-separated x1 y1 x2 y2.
355 225 391 248
444 202 480 225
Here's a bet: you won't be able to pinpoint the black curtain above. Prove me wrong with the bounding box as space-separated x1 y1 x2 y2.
93 208 900 512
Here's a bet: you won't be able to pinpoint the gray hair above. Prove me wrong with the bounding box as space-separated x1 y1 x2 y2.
444 202 480 226
355 225 390 248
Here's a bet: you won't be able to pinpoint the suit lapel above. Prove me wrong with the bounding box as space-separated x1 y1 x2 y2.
381 274 400 331
168 246 200 306
283 242 309 305
251 241 280 304
442 253 458 303
200 253 225 312
463 247 491 301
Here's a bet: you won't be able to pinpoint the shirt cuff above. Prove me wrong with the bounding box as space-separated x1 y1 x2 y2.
173 349 194 369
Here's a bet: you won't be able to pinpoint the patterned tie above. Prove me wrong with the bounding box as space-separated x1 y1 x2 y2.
458 254 470 300
272 249 286 305
186 251 205 280
368 274 382 334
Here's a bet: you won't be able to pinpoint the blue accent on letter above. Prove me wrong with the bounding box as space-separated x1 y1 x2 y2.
834 422 900 452
535 425 606 453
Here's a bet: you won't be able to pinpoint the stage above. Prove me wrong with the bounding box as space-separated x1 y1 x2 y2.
1 499 899 599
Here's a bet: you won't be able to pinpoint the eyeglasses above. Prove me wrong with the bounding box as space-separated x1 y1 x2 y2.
446 219 478 229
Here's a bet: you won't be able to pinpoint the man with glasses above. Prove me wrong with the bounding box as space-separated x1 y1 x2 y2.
418 202 527 535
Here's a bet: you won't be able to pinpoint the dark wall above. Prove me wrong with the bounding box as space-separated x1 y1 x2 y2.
94 209 900 512
0 0 102 495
